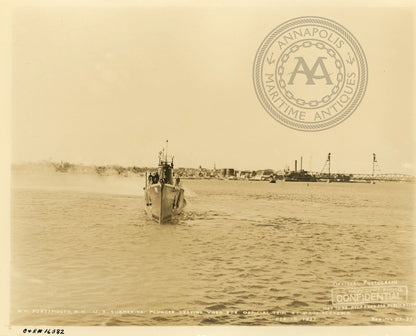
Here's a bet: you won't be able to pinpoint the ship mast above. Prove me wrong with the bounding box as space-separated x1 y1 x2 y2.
328 153 331 178
320 153 331 180
372 153 380 184
165 140 168 162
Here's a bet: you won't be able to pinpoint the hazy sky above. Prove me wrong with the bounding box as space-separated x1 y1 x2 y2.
11 4 415 174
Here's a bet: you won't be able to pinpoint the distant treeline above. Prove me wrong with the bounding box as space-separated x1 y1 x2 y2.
12 161 151 177
52 161 150 176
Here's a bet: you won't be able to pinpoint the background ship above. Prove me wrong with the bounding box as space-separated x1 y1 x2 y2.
284 157 317 182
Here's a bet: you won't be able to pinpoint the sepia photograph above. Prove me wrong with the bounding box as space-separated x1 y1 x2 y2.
2 0 416 335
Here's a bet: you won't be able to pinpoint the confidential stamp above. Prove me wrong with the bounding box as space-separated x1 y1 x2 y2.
253 16 368 131
331 285 408 306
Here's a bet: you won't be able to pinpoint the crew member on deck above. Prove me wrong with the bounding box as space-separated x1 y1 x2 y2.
153 171 159 184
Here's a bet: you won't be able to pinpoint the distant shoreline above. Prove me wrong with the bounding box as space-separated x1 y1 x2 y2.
11 161 416 183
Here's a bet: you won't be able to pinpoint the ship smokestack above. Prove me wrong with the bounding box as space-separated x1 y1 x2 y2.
295 160 297 172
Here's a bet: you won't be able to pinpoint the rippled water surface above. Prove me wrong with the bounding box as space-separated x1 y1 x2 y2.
11 172 416 326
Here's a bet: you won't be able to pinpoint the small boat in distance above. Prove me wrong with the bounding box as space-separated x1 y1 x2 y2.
144 141 186 224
